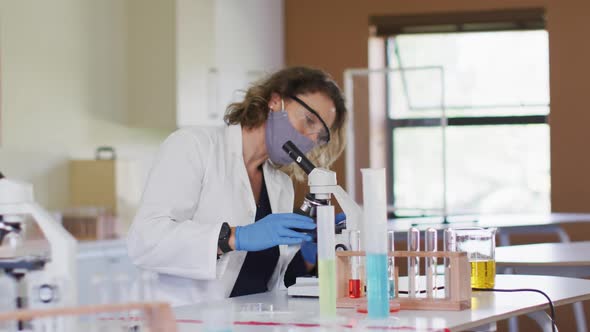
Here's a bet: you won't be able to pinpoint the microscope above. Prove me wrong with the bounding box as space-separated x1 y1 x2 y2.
0 175 78 331
282 141 363 296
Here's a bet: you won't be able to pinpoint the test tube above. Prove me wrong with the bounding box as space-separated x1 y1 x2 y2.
407 227 420 298
317 205 337 317
425 228 437 298
387 230 396 300
361 168 389 319
348 229 362 298
443 229 456 299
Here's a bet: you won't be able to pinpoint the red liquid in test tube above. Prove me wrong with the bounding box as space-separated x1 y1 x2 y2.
348 230 362 298
349 279 361 298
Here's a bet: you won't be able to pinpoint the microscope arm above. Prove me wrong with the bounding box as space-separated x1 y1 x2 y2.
330 185 362 232
309 183 362 232
307 168 363 232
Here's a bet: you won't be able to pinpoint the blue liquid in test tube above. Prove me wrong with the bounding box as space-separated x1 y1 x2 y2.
366 253 389 318
362 168 390 320
387 230 396 299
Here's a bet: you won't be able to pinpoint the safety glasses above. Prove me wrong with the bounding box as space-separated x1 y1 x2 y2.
289 95 331 146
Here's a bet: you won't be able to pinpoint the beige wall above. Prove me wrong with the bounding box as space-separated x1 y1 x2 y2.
0 0 170 210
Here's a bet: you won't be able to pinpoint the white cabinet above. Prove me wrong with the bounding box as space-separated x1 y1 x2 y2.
128 0 285 129
176 0 285 127
127 0 177 130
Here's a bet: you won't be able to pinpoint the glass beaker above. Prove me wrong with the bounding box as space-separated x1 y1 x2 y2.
447 227 496 289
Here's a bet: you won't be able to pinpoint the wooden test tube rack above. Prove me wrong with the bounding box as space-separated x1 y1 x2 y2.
336 251 471 311
0 302 177 332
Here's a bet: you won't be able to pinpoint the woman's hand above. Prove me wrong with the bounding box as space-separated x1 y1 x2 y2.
234 213 315 252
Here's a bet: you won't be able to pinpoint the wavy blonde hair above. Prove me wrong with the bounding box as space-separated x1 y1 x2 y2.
224 66 347 181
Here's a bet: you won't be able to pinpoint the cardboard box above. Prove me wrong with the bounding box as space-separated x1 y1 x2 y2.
68 158 144 236
69 160 117 213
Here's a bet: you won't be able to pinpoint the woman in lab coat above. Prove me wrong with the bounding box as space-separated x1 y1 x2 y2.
127 67 347 306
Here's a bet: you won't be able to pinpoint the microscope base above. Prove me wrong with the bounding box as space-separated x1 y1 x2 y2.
287 277 319 297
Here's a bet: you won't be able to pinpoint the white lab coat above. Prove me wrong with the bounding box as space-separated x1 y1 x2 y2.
127 124 300 306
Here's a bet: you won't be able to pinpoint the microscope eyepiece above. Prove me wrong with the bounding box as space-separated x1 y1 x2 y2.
282 141 316 175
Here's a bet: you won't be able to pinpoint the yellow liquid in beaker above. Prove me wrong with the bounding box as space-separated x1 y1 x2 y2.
470 260 496 289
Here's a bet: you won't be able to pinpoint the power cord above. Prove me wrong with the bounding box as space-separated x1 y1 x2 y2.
472 287 557 332
398 286 557 332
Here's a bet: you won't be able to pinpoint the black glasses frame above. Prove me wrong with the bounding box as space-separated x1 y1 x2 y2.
289 95 331 144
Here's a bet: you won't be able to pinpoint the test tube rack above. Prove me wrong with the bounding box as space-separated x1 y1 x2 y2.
335 251 471 311
0 302 177 332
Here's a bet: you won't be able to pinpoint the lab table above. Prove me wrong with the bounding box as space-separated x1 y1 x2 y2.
496 241 590 332
173 274 590 331
496 241 590 277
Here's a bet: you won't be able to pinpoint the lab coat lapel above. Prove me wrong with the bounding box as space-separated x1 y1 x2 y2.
227 125 256 223
262 162 283 214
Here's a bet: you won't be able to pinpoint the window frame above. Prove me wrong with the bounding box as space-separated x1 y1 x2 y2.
382 23 550 215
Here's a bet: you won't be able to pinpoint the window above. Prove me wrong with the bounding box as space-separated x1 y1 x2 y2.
386 30 550 216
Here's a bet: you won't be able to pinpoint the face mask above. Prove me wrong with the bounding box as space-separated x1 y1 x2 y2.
265 99 315 166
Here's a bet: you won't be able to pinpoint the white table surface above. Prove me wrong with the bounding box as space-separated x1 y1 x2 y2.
173 274 590 332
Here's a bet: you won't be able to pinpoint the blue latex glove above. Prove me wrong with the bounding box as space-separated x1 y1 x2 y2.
300 212 346 265
235 213 315 252
300 240 318 265
335 212 346 224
